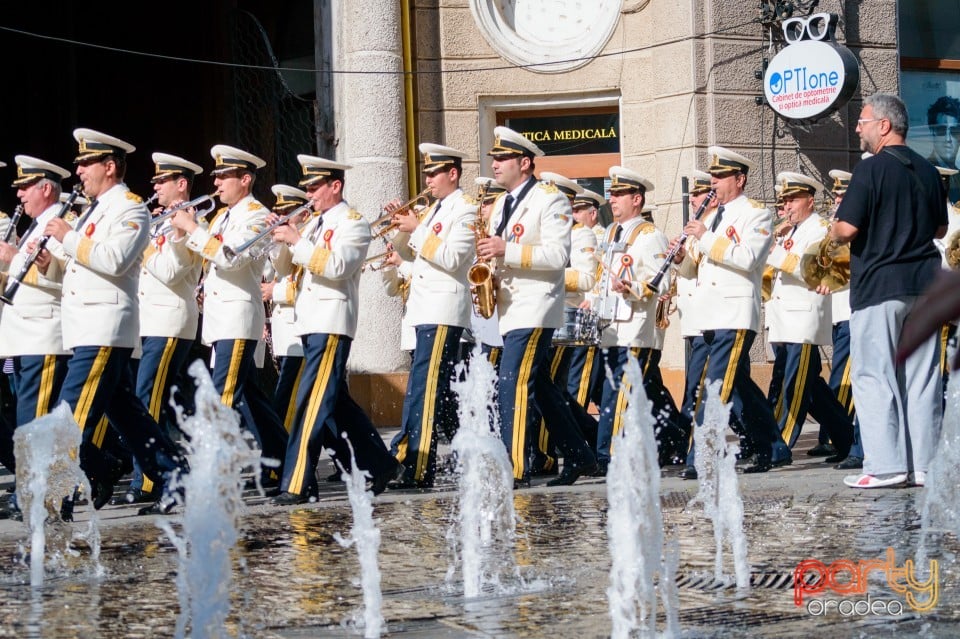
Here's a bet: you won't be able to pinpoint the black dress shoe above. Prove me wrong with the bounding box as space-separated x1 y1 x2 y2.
513 476 531 489
264 486 283 498
137 497 176 516
590 462 608 477
271 491 312 506
680 466 698 480
530 465 559 477
373 463 407 495
742 462 772 474
547 463 596 487
92 478 115 510
834 456 863 470
111 488 158 506
806 443 836 457
771 457 793 468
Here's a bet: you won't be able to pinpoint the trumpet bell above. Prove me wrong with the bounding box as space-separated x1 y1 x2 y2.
800 238 850 292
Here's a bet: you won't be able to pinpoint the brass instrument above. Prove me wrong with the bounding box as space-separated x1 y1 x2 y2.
654 276 678 329
799 236 851 292
946 230 960 270
467 181 497 318
371 188 432 239
361 250 390 272
222 202 312 260
150 192 217 232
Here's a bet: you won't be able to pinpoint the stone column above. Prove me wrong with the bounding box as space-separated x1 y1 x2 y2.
335 0 409 375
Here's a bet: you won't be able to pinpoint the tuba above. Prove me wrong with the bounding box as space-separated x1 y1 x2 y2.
800 236 851 292
467 182 497 318
946 230 960 270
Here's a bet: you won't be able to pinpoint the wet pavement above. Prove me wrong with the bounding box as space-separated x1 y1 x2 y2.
0 429 957 638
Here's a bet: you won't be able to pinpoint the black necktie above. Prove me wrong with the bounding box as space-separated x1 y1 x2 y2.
710 205 725 232
495 194 515 237
612 224 623 242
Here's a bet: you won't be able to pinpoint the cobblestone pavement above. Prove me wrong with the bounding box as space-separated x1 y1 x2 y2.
0 430 955 638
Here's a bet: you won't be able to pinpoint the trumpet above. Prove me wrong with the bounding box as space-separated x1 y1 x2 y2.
222 202 313 260
361 250 392 272
371 188 432 237
150 192 217 231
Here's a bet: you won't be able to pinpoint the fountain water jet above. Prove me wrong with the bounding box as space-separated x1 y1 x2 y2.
13 401 100 587
333 437 384 639
689 380 750 589
918 370 960 571
157 360 261 639
449 345 516 598
606 354 674 638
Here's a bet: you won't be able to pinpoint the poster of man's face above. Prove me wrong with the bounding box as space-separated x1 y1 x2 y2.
903 70 960 201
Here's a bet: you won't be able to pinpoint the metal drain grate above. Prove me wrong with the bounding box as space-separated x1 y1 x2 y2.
675 571 812 590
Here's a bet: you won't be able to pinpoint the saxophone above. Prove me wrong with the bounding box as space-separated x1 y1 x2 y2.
467 182 497 318
947 230 960 270
654 275 677 329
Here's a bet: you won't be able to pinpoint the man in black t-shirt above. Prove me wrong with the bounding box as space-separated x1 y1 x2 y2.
832 93 947 490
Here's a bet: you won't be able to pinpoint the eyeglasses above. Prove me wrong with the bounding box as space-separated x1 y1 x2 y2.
931 124 960 140
856 118 886 126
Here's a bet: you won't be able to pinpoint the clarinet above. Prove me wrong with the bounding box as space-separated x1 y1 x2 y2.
1 205 24 245
0 184 84 305
643 190 716 295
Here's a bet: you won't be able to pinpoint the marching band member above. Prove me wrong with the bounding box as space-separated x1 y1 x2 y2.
468 177 505 363
262 184 312 432
592 167 670 475
477 126 597 487
765 172 852 459
385 143 476 488
115 153 204 505
567 188 606 410
0 156 73 428
44 129 182 513
671 146 790 474
170 144 288 482
269 155 401 504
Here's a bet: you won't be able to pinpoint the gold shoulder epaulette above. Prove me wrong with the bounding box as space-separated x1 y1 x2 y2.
216 206 228 216
462 194 478 206
638 221 656 234
347 209 363 221
248 201 264 211
0 211 7 219
538 182 559 194
126 192 144 204
747 198 764 208
572 222 583 230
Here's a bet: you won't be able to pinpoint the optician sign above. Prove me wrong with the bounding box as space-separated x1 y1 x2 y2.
763 13 860 124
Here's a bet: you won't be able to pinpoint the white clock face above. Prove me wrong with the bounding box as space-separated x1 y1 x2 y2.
470 0 623 73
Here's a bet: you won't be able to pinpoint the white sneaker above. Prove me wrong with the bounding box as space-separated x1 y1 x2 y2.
910 471 926 487
843 473 909 489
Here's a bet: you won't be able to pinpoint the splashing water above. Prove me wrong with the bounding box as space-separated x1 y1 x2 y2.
918 370 960 570
449 345 516 598
333 438 384 639
606 354 672 638
158 360 261 639
13 402 100 587
689 380 750 589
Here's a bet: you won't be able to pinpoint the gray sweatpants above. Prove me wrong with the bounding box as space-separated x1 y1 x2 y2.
849 296 942 476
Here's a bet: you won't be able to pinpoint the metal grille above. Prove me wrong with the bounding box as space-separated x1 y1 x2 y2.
229 10 318 197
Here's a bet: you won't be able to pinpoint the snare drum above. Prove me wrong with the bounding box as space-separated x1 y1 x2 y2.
553 306 581 345
573 308 601 345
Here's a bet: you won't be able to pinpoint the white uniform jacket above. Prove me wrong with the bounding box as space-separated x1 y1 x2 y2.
138 221 202 340
490 180 571 334
765 213 832 345
60 183 149 349
266 256 304 358
288 200 369 339
595 216 669 348
0 204 71 357
675 267 700 338
394 188 476 329
564 223 598 307
381 259 416 351
679 194 773 333
186 195 269 344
